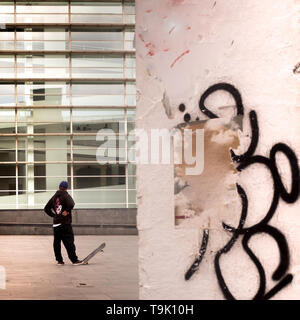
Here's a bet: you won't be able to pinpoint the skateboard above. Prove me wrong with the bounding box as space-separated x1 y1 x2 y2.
81 242 106 265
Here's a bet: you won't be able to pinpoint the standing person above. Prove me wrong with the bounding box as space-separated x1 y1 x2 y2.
44 181 83 265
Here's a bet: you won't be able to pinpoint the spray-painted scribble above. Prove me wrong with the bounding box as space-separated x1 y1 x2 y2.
185 229 209 280
183 82 299 300
293 62 300 74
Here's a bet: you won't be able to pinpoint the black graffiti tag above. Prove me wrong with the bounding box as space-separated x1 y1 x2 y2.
182 83 299 300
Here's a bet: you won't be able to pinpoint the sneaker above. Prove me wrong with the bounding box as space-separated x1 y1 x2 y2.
72 260 84 265
57 261 64 266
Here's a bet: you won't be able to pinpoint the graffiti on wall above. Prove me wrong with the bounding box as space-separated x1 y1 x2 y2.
179 83 299 300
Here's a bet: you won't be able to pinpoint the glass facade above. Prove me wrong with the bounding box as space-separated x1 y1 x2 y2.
0 0 136 209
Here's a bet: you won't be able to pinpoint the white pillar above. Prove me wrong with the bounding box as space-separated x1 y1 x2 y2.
137 0 300 300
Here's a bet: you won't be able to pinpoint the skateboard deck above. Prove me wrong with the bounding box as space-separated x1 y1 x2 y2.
82 242 106 265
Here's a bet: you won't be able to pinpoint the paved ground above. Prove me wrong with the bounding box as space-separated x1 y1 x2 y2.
0 235 138 300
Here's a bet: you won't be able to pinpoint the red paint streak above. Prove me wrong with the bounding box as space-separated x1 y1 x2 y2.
168 26 175 35
170 50 190 68
146 9 152 13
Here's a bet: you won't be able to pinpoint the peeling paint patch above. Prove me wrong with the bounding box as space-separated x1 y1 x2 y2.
162 92 174 119
174 118 240 227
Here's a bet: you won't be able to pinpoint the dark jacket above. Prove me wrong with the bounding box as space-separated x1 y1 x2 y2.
44 190 75 225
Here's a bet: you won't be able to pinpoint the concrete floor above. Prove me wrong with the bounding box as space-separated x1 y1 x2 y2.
0 235 138 300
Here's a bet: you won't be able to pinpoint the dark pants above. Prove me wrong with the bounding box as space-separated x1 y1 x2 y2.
53 224 78 263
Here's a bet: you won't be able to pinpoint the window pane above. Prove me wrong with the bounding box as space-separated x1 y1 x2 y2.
17 29 68 41
17 82 69 106
72 29 123 41
71 41 123 51
95 147 126 162
17 15 68 23
126 55 136 68
18 109 70 122
0 164 15 176
0 123 15 134
73 163 126 176
18 136 70 152
73 190 126 204
0 137 15 150
0 178 16 191
128 190 136 203
33 163 69 177
72 108 125 121
16 41 69 51
73 121 125 134
127 109 136 120
17 55 69 68
0 109 15 122
0 95 15 106
72 68 123 79
17 123 70 134
72 83 124 95
128 163 136 175
17 95 70 106
0 68 15 77
124 14 135 24
71 14 122 23
0 42 14 50
0 14 14 23
0 84 14 95
0 31 14 41
71 2 122 14
17 82 69 95
0 2 14 13
0 149 15 162
35 177 71 191
124 3 135 15
72 54 123 67
74 176 125 189
73 135 126 149
18 68 69 78
16 2 68 13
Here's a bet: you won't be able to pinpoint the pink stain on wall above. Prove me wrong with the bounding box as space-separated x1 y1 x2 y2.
146 9 152 13
146 42 156 56
170 50 190 68
138 34 156 56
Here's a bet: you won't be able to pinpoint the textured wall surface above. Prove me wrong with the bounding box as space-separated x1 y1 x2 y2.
136 0 300 300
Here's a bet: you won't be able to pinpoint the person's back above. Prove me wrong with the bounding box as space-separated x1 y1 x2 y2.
44 181 83 265
45 188 75 226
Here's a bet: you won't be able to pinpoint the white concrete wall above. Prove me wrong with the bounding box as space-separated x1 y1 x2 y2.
137 0 300 300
